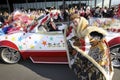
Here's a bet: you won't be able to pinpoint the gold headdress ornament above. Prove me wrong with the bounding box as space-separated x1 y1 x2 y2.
75 17 89 38
75 17 107 38
70 13 80 21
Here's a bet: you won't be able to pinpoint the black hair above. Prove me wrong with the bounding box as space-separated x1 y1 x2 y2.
90 31 104 39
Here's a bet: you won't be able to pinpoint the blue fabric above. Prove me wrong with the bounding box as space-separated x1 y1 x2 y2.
2 27 9 34
2 25 13 34
0 29 5 35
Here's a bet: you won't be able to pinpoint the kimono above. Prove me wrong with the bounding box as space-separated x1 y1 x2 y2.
65 17 114 80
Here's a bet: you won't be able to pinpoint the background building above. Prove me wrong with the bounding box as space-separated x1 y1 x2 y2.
0 0 119 13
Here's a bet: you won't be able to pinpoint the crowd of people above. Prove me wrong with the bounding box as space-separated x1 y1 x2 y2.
0 4 120 25
0 4 119 34
68 5 120 20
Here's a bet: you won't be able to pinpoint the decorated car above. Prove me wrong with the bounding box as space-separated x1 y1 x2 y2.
0 11 68 64
0 11 120 70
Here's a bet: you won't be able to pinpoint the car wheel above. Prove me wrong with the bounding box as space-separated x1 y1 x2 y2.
110 45 120 67
0 48 21 64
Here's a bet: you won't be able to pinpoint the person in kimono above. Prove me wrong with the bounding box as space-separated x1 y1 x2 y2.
66 13 114 80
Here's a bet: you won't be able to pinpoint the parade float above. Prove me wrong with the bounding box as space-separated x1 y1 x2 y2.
0 10 68 64
0 10 119 80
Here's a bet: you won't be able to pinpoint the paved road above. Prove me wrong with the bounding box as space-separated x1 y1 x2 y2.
0 59 119 80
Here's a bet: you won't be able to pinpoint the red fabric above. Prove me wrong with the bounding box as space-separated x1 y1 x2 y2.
29 22 38 32
117 4 120 17
79 38 85 51
7 27 21 34
66 26 72 37
66 26 85 51
41 16 48 25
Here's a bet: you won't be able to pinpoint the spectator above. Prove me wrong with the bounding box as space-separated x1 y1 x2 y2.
94 6 101 17
102 6 108 17
84 6 92 20
0 12 5 24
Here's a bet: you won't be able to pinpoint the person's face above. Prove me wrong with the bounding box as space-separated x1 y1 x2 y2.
72 18 80 27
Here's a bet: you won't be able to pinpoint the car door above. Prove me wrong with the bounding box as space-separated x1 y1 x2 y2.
24 31 66 51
